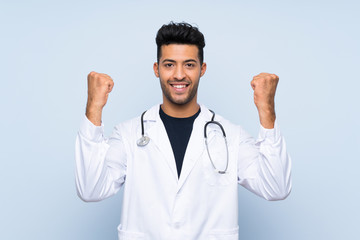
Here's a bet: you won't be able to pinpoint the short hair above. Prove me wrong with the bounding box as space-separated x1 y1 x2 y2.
156 22 205 64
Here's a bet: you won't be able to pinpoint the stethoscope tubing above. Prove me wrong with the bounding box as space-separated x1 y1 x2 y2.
137 109 229 174
204 111 229 174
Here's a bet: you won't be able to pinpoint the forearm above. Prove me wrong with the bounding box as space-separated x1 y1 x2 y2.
255 124 292 200
238 124 292 201
85 103 103 126
75 132 110 202
75 116 126 202
257 106 276 129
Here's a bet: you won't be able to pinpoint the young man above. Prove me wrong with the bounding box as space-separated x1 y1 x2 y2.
75 22 292 240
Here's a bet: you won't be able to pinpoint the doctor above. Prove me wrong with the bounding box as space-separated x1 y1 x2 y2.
75 22 292 240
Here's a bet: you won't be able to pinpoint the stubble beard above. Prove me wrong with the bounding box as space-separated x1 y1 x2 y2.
160 78 199 106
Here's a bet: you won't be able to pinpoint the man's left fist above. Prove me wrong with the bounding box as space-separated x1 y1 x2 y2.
251 73 279 128
251 72 279 111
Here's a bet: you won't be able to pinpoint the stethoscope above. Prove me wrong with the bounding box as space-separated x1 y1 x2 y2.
137 110 229 174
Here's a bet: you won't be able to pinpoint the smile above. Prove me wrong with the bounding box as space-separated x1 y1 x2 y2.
171 84 188 89
170 82 190 94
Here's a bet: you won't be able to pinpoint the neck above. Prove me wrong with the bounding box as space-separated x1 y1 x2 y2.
161 98 200 118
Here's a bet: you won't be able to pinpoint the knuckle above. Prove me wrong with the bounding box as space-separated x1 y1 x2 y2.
98 74 109 82
270 74 278 79
89 71 97 77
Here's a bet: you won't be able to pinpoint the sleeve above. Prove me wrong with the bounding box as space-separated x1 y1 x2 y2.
75 115 127 202
237 120 292 201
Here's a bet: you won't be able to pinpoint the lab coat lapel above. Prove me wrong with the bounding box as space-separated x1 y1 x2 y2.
145 105 178 181
177 106 211 192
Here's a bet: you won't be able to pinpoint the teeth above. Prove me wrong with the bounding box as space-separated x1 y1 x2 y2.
173 85 186 89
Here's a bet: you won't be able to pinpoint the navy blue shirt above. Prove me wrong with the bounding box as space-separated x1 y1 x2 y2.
159 107 201 178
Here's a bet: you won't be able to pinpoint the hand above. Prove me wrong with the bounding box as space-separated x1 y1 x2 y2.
250 73 279 129
85 71 114 126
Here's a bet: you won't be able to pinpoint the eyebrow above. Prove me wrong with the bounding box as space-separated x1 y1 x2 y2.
161 59 197 64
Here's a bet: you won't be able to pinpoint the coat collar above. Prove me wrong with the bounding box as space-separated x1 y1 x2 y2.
143 104 214 192
142 104 213 122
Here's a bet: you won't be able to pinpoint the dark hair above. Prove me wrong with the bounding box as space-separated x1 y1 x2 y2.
156 22 205 64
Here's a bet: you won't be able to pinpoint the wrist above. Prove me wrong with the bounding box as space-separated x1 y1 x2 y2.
86 97 105 109
85 103 103 126
257 107 276 129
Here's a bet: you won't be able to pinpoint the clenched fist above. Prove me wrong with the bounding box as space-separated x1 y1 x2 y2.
250 73 279 129
85 71 114 126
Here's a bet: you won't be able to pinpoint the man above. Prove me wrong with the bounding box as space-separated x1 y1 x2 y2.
75 22 292 240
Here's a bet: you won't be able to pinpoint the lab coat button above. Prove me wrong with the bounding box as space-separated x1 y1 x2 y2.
173 222 181 229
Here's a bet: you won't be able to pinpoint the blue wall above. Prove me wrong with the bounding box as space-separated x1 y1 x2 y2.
1 0 359 239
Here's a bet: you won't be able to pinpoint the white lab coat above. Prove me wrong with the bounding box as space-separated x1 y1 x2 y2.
75 104 292 240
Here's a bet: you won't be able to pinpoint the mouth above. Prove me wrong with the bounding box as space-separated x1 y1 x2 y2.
170 83 190 92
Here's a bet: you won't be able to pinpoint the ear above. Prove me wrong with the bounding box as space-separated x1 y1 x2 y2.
153 62 159 77
200 62 207 77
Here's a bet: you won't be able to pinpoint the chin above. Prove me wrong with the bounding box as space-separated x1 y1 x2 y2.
169 95 195 106
170 99 188 105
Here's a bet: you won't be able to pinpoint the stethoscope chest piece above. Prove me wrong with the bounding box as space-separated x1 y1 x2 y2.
137 135 150 147
137 111 150 147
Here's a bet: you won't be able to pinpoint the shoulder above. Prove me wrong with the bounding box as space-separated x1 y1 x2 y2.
116 117 139 132
113 104 159 135
201 105 238 130
215 113 242 136
200 105 247 142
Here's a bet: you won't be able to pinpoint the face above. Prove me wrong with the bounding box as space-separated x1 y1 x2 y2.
153 44 206 107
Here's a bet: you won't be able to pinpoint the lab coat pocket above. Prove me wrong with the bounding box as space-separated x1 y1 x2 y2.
118 225 145 240
208 226 239 240
202 160 231 186
202 142 234 186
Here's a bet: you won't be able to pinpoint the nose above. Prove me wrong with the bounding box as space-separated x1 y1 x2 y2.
173 65 186 80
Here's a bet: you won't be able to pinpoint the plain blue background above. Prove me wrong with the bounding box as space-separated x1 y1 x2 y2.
1 0 359 239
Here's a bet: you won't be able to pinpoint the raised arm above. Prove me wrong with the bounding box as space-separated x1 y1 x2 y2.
75 72 126 202
237 73 292 201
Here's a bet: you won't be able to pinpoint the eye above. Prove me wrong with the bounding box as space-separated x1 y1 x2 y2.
164 63 173 68
185 63 195 68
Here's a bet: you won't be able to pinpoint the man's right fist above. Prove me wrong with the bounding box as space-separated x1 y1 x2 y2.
85 71 114 126
87 71 114 110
